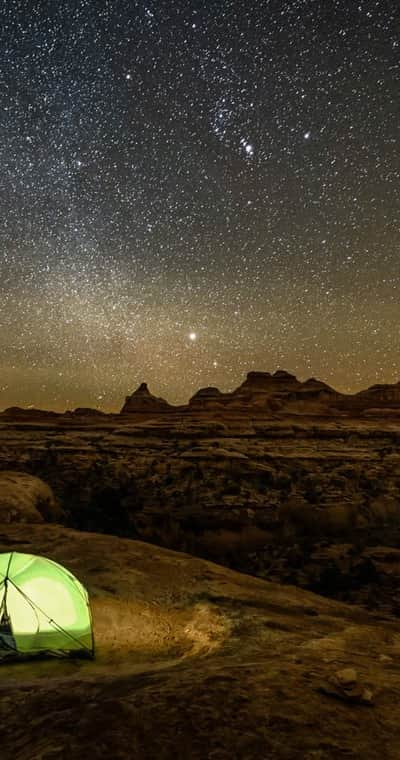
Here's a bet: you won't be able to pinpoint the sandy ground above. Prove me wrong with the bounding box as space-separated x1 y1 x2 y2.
0 523 400 759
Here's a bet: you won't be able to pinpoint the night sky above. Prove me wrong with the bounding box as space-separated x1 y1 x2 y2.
1 1 399 411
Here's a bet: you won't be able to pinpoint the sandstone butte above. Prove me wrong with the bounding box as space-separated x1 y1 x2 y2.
2 369 400 419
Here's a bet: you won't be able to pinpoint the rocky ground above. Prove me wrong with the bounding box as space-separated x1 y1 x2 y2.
1 523 400 759
1 378 400 758
0 410 399 613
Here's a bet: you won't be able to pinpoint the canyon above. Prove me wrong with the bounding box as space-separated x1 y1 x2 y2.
1 370 399 615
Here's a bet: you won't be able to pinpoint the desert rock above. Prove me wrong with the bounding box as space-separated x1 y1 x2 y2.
0 523 398 759
121 382 173 415
0 471 60 523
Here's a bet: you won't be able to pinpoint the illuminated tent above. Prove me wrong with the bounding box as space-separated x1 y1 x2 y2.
0 552 94 661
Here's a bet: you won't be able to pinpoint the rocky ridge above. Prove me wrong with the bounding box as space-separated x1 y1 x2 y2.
189 370 341 413
2 370 400 418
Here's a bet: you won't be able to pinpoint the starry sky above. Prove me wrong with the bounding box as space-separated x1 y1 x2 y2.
0 0 399 411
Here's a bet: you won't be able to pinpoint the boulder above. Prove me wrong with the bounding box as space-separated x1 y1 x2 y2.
0 471 61 523
319 667 374 705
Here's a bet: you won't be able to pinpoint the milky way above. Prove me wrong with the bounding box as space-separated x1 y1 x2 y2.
0 1 399 410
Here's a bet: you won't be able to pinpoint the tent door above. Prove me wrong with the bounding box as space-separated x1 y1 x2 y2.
0 584 17 654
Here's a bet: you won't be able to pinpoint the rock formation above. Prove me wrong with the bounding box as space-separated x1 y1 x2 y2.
237 369 298 391
121 382 173 415
67 407 108 417
0 471 61 523
359 381 400 403
337 380 400 414
189 370 341 414
1 370 400 417
0 406 59 419
1 522 400 759
188 386 225 409
1 371 400 759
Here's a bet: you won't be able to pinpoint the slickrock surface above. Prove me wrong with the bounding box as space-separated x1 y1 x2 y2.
0 524 400 759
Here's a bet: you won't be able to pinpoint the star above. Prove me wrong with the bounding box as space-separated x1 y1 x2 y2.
0 1 397 411
240 137 254 157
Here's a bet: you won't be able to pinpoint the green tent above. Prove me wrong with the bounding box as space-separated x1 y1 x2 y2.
0 552 94 661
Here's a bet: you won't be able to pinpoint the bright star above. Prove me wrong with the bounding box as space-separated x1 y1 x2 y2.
240 137 254 157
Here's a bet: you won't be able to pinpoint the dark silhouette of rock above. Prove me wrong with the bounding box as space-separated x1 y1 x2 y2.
273 369 298 382
301 377 337 394
358 381 400 403
337 379 400 413
189 387 225 409
171 371 399 416
234 370 298 393
0 406 59 419
121 382 173 415
66 407 108 417
227 370 340 413
1 370 399 418
238 370 273 388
